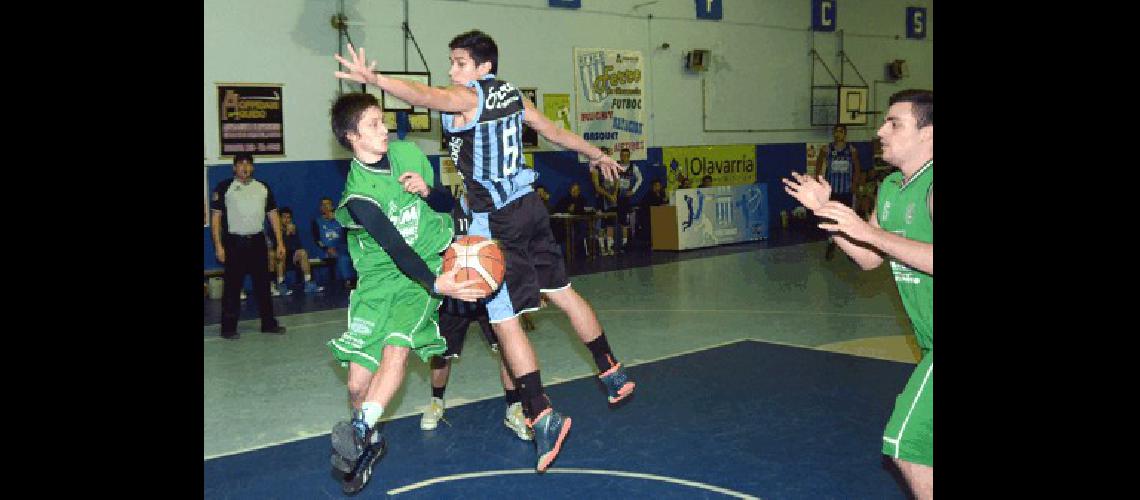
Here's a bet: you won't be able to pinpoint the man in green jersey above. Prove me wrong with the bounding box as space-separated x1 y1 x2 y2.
325 92 488 495
783 89 933 499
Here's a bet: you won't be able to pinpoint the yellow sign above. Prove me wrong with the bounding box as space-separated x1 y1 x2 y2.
661 145 757 193
543 94 572 133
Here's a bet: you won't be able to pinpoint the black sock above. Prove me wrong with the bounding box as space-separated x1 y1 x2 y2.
432 385 446 400
585 333 618 373
504 388 521 406
515 371 550 420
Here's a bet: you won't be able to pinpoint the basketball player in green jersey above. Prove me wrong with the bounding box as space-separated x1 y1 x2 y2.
782 89 933 499
334 33 632 474
325 92 488 494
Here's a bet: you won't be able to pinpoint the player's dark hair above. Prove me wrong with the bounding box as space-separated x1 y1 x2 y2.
330 92 380 151
280 207 293 217
889 89 933 128
449 30 498 74
233 153 253 165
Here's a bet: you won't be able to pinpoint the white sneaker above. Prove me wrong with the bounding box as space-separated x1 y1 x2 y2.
240 290 248 300
420 397 445 430
503 402 534 441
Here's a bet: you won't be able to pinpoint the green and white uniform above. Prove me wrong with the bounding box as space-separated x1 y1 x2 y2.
326 142 455 372
877 160 933 466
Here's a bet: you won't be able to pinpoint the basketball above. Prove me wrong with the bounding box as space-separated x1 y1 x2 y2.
442 235 506 294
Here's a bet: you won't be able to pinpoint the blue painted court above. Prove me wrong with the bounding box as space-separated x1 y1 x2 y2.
204 238 922 498
205 340 914 498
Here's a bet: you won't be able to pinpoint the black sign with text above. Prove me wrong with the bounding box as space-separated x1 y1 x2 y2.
217 85 285 156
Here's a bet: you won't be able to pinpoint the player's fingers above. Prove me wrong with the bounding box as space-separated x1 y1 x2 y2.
454 279 482 289
440 267 461 279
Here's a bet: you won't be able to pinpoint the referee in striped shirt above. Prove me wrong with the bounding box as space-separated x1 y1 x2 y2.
210 153 287 339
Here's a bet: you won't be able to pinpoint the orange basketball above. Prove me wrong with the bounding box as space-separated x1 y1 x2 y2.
441 235 506 294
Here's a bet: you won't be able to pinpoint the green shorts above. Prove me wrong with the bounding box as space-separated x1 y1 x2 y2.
326 269 447 372
882 350 933 466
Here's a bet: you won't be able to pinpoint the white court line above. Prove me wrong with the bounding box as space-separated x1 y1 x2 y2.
203 338 757 461
387 468 761 498
202 337 907 462
204 337 879 461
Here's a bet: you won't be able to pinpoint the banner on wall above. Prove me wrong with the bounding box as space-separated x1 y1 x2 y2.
440 156 461 189
543 93 572 131
217 83 285 157
667 184 769 250
806 142 828 176
661 145 756 195
572 48 646 161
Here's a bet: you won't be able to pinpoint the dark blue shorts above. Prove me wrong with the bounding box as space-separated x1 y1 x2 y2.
470 192 569 322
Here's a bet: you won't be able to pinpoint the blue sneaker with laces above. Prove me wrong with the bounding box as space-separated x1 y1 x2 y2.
330 418 386 493
331 418 368 465
598 363 636 404
527 407 572 473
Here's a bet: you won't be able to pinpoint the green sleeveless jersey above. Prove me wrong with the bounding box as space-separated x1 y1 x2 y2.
335 141 455 277
876 160 933 352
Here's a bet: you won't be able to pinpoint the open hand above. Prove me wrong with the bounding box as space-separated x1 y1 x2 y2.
815 201 874 242
782 172 832 211
590 155 625 184
334 43 378 86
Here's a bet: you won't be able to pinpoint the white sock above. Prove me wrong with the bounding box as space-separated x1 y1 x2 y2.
304 273 312 282
277 277 284 284
361 402 383 428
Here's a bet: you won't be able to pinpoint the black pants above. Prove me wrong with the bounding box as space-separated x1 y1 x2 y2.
634 202 652 242
221 233 279 333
